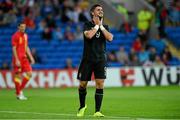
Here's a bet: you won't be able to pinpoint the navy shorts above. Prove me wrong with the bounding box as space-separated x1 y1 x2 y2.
77 59 107 81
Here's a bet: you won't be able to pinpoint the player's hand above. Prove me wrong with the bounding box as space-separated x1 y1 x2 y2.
93 15 101 25
99 11 103 25
16 60 21 67
100 17 103 25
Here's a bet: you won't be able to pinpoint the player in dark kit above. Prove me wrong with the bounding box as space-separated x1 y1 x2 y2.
77 4 113 117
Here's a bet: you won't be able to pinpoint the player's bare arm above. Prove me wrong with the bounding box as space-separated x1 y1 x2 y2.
26 46 35 64
100 18 113 42
12 46 21 67
84 15 101 39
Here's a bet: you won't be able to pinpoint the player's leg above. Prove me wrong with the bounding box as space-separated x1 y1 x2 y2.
20 58 32 91
13 72 21 97
13 73 27 100
16 71 32 100
20 71 32 91
17 58 32 100
77 60 92 116
93 60 106 117
95 79 104 111
94 79 104 117
77 81 88 117
12 59 22 98
78 81 88 108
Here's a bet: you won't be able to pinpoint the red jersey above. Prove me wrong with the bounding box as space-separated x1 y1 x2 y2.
12 31 28 59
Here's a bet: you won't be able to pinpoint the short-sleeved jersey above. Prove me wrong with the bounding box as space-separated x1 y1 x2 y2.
82 21 109 62
11 31 28 59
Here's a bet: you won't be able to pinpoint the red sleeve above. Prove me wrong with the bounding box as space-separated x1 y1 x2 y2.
11 34 18 47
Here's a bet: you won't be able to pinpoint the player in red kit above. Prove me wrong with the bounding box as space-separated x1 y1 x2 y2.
11 22 35 100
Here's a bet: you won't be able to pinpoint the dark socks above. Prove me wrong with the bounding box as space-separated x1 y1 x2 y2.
78 88 87 109
95 89 103 112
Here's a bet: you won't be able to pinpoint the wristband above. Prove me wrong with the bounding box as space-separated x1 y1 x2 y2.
100 25 105 30
94 25 99 30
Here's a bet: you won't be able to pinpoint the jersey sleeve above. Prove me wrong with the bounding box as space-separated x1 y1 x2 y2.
83 22 92 31
11 35 18 47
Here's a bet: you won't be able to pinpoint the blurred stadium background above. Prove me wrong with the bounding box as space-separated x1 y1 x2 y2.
0 0 180 119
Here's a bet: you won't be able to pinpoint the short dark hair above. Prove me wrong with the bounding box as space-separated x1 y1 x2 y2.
90 4 102 18
18 21 26 27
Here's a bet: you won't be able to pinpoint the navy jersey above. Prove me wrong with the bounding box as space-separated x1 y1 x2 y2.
82 21 109 61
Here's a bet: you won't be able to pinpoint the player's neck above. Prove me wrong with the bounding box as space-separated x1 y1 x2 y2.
18 30 25 35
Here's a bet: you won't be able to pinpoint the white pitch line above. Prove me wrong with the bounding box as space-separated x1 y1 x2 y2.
0 110 132 119
0 111 177 120
0 110 75 116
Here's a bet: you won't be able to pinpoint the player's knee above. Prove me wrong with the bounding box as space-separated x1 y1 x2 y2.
26 72 32 78
28 73 32 78
79 82 87 89
79 86 86 90
96 81 104 89
79 85 87 89
14 73 21 79
14 73 20 77
96 85 104 89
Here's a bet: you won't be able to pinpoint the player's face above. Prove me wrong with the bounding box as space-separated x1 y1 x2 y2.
93 6 103 18
18 24 26 33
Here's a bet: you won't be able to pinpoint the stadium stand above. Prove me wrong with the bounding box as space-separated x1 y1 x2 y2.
0 0 179 70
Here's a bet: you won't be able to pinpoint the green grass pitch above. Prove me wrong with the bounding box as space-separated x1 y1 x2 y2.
0 86 180 119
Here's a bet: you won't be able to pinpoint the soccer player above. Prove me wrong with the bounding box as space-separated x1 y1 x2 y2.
77 4 113 117
11 22 35 100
